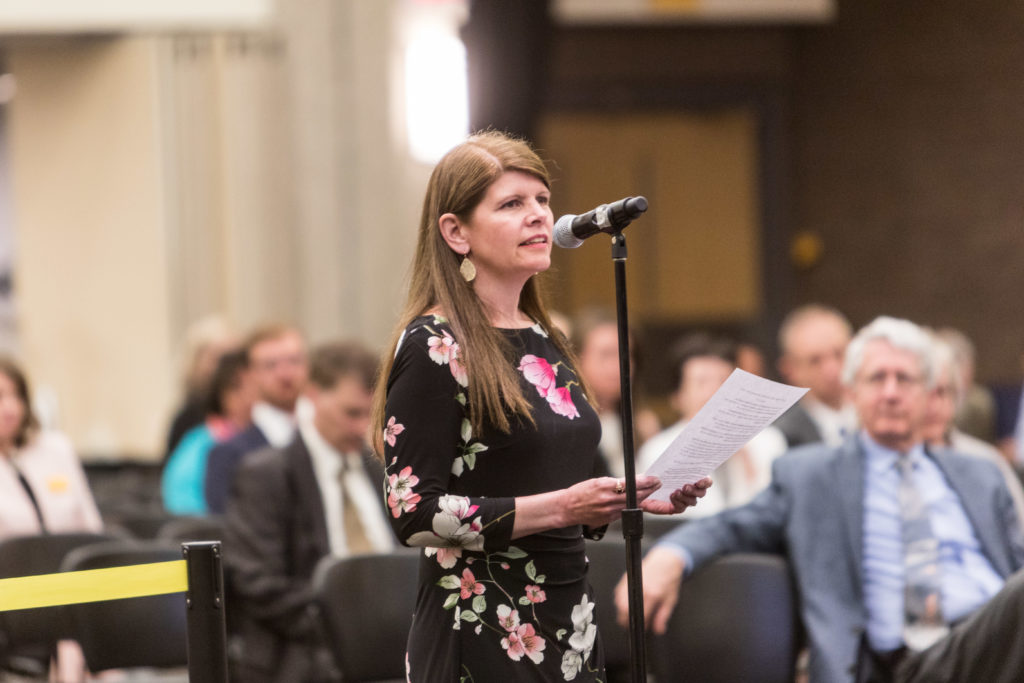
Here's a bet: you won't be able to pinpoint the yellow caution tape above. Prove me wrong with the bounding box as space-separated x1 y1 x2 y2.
0 560 188 612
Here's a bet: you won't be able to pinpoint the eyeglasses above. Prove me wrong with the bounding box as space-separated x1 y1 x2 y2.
857 370 924 391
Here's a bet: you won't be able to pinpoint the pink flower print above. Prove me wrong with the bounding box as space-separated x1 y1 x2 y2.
449 353 468 387
518 355 558 398
424 546 461 569
524 585 547 603
427 332 457 365
387 467 421 518
427 331 469 387
501 623 546 664
383 416 405 447
459 568 485 600
545 385 580 419
496 604 521 632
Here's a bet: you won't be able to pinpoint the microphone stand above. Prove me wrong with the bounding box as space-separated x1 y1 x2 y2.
610 229 647 683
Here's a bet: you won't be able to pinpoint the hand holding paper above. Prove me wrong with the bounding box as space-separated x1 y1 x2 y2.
645 369 808 502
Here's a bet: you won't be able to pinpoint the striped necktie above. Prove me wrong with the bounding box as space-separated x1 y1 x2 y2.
898 453 949 651
340 455 373 556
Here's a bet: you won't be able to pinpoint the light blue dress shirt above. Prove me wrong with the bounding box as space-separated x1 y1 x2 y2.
860 432 1004 652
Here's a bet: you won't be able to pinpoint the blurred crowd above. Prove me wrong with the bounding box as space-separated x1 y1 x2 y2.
2 303 1023 681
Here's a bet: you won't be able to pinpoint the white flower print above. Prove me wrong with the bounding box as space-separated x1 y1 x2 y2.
560 593 597 681
561 650 583 681
405 495 485 564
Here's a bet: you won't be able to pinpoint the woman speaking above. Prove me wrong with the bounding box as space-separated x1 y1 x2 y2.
371 131 708 682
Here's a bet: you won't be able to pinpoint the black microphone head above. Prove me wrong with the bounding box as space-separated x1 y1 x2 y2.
626 196 648 217
553 214 584 249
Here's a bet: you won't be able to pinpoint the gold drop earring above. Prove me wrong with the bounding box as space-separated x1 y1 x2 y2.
460 254 477 282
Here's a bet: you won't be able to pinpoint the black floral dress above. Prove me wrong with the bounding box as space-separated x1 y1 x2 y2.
382 315 606 682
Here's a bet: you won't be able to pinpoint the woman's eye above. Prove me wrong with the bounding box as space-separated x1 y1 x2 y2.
501 199 522 209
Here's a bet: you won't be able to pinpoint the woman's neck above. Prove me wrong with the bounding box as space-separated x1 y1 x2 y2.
474 278 532 328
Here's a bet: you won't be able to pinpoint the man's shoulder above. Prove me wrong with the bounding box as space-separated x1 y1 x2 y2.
932 444 1006 483
771 439 852 484
238 437 307 476
211 424 268 456
778 438 843 462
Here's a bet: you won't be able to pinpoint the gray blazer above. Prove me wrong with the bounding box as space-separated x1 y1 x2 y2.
661 437 1024 683
223 436 386 682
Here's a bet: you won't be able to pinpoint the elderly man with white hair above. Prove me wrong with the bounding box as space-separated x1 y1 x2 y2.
922 335 1024 526
617 316 1024 683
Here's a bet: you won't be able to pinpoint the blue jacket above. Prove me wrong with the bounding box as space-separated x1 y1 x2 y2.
204 424 270 514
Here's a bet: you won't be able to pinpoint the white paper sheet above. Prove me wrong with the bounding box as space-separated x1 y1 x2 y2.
644 369 808 501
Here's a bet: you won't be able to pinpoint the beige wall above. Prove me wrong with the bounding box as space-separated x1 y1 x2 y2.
8 38 175 457
5 0 428 458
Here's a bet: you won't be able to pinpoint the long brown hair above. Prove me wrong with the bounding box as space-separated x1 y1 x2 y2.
0 357 40 449
370 131 583 458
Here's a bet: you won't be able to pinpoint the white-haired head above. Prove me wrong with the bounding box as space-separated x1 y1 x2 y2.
841 316 935 389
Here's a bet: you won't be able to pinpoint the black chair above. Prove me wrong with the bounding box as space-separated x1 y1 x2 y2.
649 553 801 683
59 540 188 672
584 538 639 683
157 515 225 544
104 508 177 540
0 532 120 677
311 551 419 683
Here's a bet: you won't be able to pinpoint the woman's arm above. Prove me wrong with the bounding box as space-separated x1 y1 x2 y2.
383 321 518 554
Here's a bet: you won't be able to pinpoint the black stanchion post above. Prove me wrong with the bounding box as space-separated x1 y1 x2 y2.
183 541 228 683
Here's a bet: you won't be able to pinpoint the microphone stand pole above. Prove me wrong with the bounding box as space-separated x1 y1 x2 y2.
610 230 647 683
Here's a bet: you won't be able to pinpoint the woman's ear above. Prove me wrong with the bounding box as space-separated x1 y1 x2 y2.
438 213 470 255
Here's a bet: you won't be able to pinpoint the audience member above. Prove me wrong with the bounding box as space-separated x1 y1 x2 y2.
204 324 309 514
773 304 857 448
222 340 391 683
573 306 660 477
736 338 769 378
618 316 1024 683
0 357 103 682
163 315 238 461
0 357 103 537
636 333 787 516
922 335 1024 526
936 327 997 444
161 348 255 516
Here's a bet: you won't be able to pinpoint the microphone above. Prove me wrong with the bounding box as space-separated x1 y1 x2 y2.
552 196 648 248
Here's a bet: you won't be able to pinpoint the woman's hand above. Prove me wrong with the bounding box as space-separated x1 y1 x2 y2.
640 476 712 515
560 475 662 528
514 476 663 537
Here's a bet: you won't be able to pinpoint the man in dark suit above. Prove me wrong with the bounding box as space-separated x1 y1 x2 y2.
773 304 858 448
223 340 392 683
619 316 1024 683
205 323 309 513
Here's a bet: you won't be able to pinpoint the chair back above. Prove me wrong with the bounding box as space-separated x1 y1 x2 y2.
311 551 418 683
157 515 225 544
60 540 187 671
0 532 119 676
650 553 801 683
